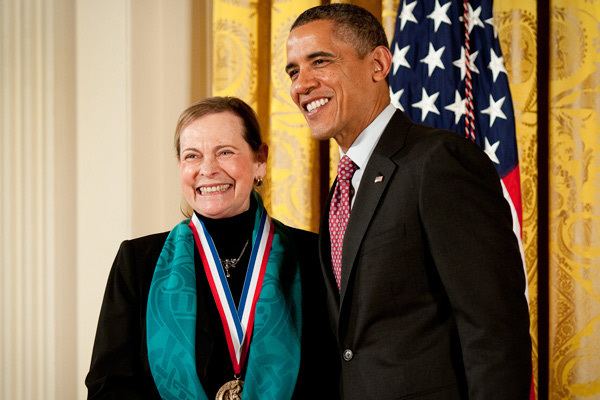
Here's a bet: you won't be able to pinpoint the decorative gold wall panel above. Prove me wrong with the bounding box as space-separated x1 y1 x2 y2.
212 0 258 107
212 0 321 231
382 0 400 43
494 1 539 395
268 0 321 232
549 2 600 399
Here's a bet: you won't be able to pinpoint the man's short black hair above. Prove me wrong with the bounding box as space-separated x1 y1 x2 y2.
290 3 389 58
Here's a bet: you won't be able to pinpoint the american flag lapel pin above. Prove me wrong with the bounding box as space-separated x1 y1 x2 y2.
374 175 384 183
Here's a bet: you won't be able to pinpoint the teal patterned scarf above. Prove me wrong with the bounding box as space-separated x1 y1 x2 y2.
146 195 302 399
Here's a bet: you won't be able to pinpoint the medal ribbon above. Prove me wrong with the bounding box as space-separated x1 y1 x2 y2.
189 209 273 375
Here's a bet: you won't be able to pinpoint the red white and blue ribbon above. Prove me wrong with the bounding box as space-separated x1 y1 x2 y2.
189 210 274 375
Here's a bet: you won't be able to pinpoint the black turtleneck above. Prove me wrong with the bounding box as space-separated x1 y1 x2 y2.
195 197 256 304
193 196 256 397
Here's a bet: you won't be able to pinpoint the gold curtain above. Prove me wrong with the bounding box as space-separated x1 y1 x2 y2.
493 1 539 395
211 1 600 397
268 0 322 231
211 1 258 106
212 0 321 232
549 1 600 398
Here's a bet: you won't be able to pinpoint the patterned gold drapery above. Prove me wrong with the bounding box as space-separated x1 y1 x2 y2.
212 0 322 232
212 1 258 106
493 1 539 395
211 1 600 397
549 1 600 398
268 0 322 231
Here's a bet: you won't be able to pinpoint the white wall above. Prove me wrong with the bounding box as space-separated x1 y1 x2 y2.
0 0 210 398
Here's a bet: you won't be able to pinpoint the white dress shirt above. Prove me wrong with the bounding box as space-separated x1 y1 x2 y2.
340 103 397 209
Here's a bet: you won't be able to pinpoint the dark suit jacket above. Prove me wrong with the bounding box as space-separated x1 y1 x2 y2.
320 111 531 400
86 222 338 399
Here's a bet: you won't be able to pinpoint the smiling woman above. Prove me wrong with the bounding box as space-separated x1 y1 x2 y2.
177 102 267 219
85 97 338 400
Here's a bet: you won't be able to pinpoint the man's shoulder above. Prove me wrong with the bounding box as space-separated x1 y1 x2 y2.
388 111 482 157
381 110 460 148
402 117 461 144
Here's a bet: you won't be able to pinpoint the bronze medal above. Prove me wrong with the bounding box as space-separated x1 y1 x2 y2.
215 379 244 400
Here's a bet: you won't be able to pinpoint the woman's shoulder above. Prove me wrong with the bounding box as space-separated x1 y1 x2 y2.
112 231 170 276
120 231 171 252
272 221 319 272
273 220 318 244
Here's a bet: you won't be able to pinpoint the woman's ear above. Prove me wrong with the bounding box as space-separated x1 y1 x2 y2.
256 143 268 177
257 143 268 163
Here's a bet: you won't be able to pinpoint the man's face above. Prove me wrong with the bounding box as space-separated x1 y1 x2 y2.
286 20 375 150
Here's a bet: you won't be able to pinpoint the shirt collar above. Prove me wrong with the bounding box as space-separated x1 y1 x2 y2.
341 103 397 170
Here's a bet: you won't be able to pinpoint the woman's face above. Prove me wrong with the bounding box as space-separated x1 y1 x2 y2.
179 111 266 219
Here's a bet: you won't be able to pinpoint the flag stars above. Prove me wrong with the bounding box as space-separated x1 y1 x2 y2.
453 47 479 80
444 90 466 125
485 16 499 38
484 137 501 164
412 88 440 121
488 48 508 82
427 0 452 32
392 44 411 74
390 87 405 111
481 95 507 127
399 0 418 30
420 43 446 77
465 4 485 33
388 1 518 172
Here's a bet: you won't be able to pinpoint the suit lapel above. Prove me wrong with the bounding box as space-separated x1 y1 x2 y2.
339 155 395 303
339 111 412 304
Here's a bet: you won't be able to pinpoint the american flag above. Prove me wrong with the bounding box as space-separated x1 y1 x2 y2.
389 0 524 262
388 1 533 397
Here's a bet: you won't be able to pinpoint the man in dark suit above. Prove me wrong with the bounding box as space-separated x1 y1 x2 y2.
285 4 532 399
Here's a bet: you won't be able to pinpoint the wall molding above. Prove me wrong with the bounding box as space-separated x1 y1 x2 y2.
0 0 76 399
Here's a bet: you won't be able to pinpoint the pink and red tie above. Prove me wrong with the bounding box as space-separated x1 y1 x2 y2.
329 155 358 290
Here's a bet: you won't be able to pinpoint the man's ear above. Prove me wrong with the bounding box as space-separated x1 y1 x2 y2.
371 45 393 82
